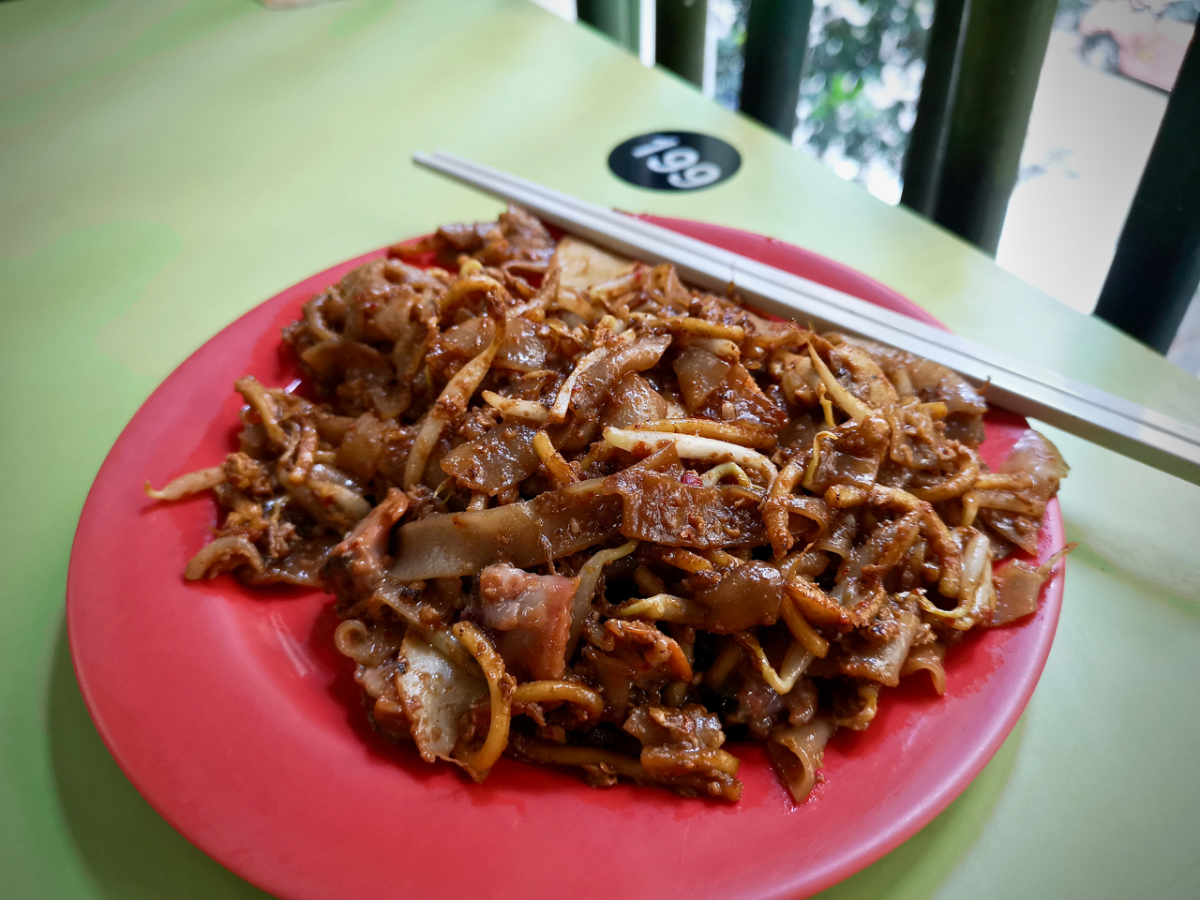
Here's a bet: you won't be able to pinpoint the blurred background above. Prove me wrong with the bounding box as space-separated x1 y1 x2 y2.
535 0 1200 375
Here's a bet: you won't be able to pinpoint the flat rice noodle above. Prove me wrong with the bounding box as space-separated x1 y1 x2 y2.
634 264 691 313
979 431 1068 553
826 341 899 410
314 412 358 445
611 442 683 478
300 337 393 385
600 373 669 430
336 260 419 342
885 403 947 473
787 574 885 632
390 479 622 580
775 350 821 407
570 334 671 423
856 510 922 578
372 290 426 344
777 413 822 454
991 558 1048 625
996 430 1068 495
691 561 784 633
338 257 398 300
441 316 494 355
832 335 987 446
944 412 986 448
901 641 947 694
838 609 920 687
695 362 788 430
390 309 434 379
554 236 636 290
495 317 548 372
976 510 1029 555
428 317 495 382
439 423 539 495
827 526 893 622
335 413 387 482
833 334 986 416
814 509 859 558
673 346 731 410
808 415 890 493
567 541 638 659
605 465 766 549
767 719 835 802
396 633 487 763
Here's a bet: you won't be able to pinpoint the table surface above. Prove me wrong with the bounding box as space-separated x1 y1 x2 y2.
2 1 1198 898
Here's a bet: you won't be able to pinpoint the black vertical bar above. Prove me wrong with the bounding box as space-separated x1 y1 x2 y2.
901 0 971 217
577 0 640 55
739 0 814 136
656 0 708 87
1094 32 1200 352
901 0 1056 254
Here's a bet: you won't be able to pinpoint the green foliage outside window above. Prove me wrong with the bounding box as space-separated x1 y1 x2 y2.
798 0 934 199
714 0 935 201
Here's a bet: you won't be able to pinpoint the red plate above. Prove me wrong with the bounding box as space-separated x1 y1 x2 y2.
67 219 1065 900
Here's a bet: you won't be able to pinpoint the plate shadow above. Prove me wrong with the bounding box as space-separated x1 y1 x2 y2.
46 620 273 899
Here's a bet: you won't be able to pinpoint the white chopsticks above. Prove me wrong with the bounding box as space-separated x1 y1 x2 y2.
413 150 1200 486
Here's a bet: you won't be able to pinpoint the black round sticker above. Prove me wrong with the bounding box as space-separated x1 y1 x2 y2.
608 131 741 192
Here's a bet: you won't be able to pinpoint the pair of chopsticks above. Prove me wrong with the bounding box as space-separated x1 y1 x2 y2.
413 151 1200 487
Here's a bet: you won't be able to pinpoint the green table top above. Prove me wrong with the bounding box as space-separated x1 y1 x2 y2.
2 1 1198 897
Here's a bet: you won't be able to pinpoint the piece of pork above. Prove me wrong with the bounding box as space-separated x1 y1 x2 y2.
479 563 580 680
322 487 409 598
